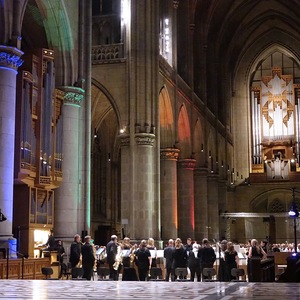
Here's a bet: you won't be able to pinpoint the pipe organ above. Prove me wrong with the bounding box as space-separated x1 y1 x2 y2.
251 68 300 179
13 49 63 257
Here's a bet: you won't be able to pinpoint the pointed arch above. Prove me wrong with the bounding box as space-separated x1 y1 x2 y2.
178 104 191 158
193 118 205 167
159 87 174 149
207 125 216 173
34 0 76 85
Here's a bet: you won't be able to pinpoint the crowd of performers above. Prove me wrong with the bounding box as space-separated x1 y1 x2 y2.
67 234 280 281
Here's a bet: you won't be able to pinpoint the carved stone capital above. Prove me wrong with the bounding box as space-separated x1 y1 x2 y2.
60 86 85 107
194 167 208 177
178 159 196 170
207 173 219 182
119 134 130 147
0 45 23 72
173 0 179 9
135 133 155 146
160 148 180 161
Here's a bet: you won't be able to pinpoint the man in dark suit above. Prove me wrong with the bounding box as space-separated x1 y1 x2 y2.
70 234 81 270
81 235 95 280
198 238 216 280
164 239 175 281
106 234 118 280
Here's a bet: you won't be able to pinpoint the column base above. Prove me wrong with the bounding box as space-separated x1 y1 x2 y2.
0 237 17 258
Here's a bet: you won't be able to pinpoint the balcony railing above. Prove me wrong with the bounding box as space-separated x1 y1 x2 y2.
92 43 125 64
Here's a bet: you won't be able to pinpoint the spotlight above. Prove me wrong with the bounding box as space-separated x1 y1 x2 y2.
289 201 299 218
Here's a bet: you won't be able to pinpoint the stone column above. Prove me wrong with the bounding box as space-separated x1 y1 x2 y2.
120 133 158 241
0 45 23 240
218 179 228 241
177 159 196 240
55 87 84 242
160 148 180 240
133 133 157 240
207 174 219 241
120 134 131 237
194 167 208 240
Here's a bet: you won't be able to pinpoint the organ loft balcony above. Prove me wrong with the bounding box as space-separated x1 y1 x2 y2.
249 142 300 184
92 0 125 64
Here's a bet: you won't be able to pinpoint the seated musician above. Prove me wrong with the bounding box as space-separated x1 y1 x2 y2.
40 229 56 257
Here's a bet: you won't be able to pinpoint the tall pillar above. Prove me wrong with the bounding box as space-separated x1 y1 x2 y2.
120 133 158 240
120 134 131 237
218 179 227 241
0 45 23 240
120 0 160 241
207 174 219 241
55 87 84 242
194 167 208 240
160 148 180 240
177 159 196 240
133 134 157 240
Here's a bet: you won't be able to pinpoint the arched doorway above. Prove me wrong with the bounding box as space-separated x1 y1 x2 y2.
91 81 121 246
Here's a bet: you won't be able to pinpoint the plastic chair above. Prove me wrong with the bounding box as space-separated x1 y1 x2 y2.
61 263 72 280
202 268 217 281
150 267 163 281
97 267 110 280
42 267 53 280
231 268 246 282
175 268 188 281
72 267 85 280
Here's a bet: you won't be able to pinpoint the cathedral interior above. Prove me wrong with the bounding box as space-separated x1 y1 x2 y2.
1 0 300 259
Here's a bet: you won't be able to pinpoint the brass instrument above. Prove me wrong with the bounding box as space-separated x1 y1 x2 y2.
113 245 123 270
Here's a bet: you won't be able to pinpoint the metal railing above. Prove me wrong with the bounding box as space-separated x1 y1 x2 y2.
92 43 125 64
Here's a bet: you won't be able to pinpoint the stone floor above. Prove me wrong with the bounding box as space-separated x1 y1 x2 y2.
0 280 299 299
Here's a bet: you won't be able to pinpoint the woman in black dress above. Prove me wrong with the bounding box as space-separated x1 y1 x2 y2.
172 238 187 280
247 239 267 281
147 238 157 268
135 240 152 281
224 242 239 281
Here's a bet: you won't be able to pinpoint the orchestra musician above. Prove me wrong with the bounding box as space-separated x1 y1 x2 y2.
70 233 82 277
106 235 118 280
39 229 56 258
121 237 133 268
81 235 96 280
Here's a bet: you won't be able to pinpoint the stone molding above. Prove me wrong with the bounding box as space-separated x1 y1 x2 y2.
0 45 23 71
60 86 85 107
207 173 219 182
173 0 179 9
135 133 155 146
178 159 196 170
194 167 208 177
160 148 180 160
119 134 130 147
